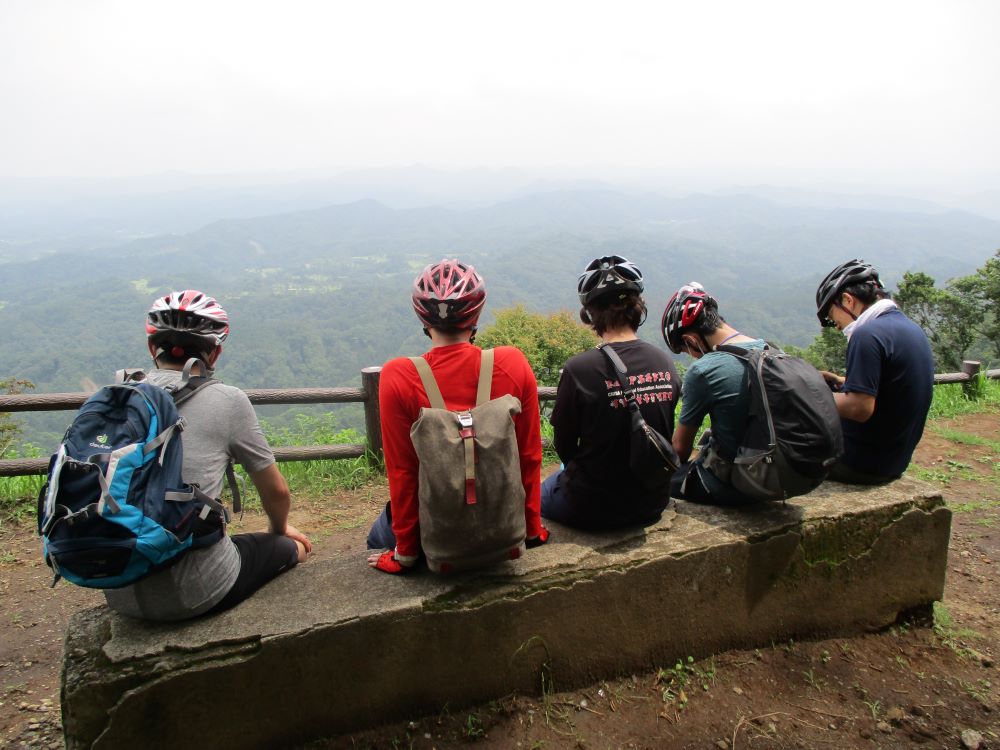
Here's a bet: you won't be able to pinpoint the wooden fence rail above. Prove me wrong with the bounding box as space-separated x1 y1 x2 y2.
0 362 993 478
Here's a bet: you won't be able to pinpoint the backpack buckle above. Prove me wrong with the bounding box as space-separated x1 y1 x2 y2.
457 412 477 504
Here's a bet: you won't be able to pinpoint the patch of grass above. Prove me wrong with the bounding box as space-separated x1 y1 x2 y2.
928 378 1000 420
540 421 558 463
862 698 882 720
802 667 827 692
933 602 983 656
962 678 992 705
656 655 717 710
909 466 951 485
949 499 1000 514
0 443 45 523
909 459 986 486
243 415 384 498
463 712 485 740
929 425 1000 453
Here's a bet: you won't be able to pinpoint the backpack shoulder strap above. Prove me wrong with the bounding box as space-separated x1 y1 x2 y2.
163 359 242 512
171 377 222 407
476 348 494 407
170 358 222 406
598 343 628 376
715 343 751 359
409 357 446 409
716 342 776 359
598 344 637 403
114 368 147 384
716 344 776 444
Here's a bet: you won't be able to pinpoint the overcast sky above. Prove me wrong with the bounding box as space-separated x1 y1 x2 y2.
2 0 998 193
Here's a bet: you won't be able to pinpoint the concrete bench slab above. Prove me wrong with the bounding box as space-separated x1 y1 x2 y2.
61 478 950 749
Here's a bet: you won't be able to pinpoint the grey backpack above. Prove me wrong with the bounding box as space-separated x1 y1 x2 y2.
409 349 526 573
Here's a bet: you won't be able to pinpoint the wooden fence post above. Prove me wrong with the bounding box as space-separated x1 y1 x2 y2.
361 367 383 464
961 360 982 400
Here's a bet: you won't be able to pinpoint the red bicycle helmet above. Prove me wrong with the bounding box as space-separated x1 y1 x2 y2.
412 259 486 329
661 282 714 354
146 290 230 348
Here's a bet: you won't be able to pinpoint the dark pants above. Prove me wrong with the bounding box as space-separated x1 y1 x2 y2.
541 468 663 530
669 460 757 506
827 460 899 486
366 502 396 550
204 533 299 616
539 470 573 524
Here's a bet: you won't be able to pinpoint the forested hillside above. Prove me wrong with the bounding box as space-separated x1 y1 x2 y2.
2 187 997 443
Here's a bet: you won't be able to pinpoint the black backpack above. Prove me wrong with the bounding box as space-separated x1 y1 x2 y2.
712 344 842 501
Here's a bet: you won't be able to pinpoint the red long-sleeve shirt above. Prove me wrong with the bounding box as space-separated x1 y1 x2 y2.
379 342 543 561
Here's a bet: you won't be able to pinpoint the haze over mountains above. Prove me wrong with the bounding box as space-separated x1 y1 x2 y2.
1 170 998 443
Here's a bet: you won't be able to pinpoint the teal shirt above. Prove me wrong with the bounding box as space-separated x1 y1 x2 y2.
678 340 767 460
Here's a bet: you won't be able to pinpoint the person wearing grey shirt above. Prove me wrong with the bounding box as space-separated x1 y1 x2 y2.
104 290 311 621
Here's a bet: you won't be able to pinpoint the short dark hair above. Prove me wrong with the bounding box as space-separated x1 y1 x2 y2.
690 298 725 338
152 334 217 367
841 280 889 306
583 292 646 336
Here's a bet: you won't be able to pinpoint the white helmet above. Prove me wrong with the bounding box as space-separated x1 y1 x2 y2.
146 290 230 350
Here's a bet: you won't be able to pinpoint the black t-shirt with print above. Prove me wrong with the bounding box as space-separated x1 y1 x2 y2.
550 339 681 527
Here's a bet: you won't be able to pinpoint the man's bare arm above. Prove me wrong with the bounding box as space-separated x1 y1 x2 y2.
249 463 312 560
834 391 876 423
672 423 699 463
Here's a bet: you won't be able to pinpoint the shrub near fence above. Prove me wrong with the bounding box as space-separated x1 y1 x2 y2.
0 362 995 480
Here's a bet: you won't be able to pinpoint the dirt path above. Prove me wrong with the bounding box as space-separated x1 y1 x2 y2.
2 415 998 749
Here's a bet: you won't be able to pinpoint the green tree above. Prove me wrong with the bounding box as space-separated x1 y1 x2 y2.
959 249 1000 359
476 305 596 386
895 271 980 370
0 378 35 459
785 327 848 373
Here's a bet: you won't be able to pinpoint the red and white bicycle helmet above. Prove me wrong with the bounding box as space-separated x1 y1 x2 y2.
577 255 644 306
146 290 230 348
661 282 714 354
412 259 486 329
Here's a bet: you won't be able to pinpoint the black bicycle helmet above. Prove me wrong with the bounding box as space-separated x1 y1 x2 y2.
815 259 883 326
661 282 714 354
577 255 644 306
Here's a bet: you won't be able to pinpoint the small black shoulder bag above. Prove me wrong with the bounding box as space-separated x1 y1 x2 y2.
598 344 679 493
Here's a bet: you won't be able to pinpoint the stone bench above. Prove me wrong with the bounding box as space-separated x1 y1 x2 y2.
61 478 950 750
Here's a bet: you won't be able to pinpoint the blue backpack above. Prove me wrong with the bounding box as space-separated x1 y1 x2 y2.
37 366 237 588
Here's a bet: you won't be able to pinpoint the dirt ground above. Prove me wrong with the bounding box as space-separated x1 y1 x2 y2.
1 413 998 750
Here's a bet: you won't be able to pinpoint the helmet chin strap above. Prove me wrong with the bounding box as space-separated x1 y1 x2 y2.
423 325 478 344
836 300 859 321
685 335 707 356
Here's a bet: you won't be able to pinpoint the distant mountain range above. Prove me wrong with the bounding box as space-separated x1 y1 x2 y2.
2 184 997 443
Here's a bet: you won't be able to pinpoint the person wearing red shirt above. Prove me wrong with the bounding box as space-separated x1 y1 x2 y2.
366 259 548 574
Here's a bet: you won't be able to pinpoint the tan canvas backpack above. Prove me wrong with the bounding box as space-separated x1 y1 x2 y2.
409 349 526 573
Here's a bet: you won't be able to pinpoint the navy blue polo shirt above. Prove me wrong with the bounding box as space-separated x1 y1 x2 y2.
841 309 934 477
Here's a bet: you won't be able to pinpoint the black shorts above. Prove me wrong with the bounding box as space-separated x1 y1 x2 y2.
205 533 299 616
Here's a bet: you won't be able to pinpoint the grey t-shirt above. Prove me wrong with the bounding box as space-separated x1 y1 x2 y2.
104 369 276 620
